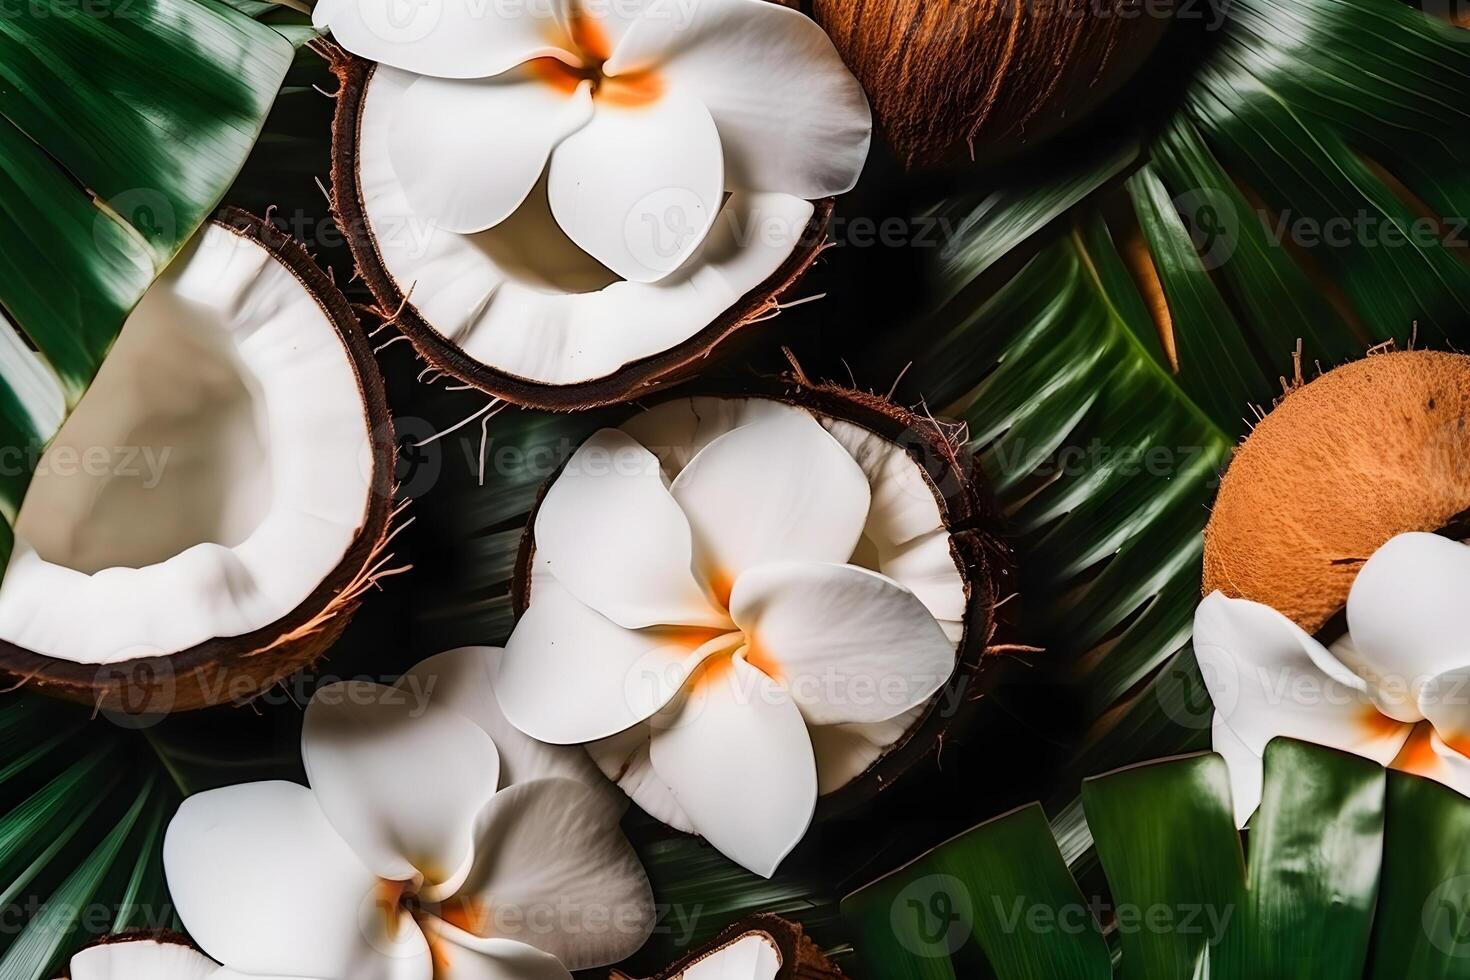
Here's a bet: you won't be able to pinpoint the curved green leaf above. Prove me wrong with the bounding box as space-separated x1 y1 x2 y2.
1081 754 1243 980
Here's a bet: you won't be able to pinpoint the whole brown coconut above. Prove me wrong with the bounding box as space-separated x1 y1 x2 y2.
513 379 1016 818
810 0 1172 169
612 915 846 980
1203 349 1470 633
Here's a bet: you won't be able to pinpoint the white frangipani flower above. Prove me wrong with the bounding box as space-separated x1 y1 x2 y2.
314 0 871 284
1195 532 1470 826
162 649 653 980
495 400 961 878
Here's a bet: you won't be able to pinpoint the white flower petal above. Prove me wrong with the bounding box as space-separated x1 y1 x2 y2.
163 782 432 980
314 0 572 80
398 647 609 792
302 680 500 889
418 919 572 980
1193 592 1411 776
619 397 968 638
617 395 792 478
670 411 871 594
649 655 817 877
605 0 870 197
1346 532 1470 722
874 530 967 623
390 72 593 234
448 778 655 970
808 705 925 796
729 561 954 726
534 427 726 629
587 723 698 833
69 940 218 980
1211 711 1265 828
547 90 723 283
501 576 731 744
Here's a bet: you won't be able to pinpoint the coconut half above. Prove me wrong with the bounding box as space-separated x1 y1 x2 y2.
1203 349 1470 633
0 210 396 712
60 934 217 980
615 915 844 980
328 51 838 411
513 385 1012 822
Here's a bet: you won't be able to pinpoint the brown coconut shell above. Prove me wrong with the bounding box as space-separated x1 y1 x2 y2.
1203 349 1470 633
808 0 1172 169
0 209 398 714
326 49 837 413
512 378 1017 818
613 915 846 980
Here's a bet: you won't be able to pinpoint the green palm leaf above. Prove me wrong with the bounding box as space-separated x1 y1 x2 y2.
844 739 1470 978
0 0 293 567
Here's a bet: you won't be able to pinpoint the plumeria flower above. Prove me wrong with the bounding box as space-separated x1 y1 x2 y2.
1195 532 1470 826
162 649 653 980
313 0 871 283
494 406 958 877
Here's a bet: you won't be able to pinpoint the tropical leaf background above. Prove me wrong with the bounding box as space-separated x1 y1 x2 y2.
2 0 1470 976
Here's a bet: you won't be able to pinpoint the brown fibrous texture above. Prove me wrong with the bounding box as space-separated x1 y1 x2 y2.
810 0 1171 169
1203 349 1470 633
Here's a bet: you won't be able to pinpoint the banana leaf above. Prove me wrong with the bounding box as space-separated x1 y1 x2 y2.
842 739 1470 980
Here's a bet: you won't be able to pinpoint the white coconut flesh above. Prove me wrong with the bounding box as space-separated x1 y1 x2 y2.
675 934 782 980
357 66 817 387
581 396 968 831
0 223 373 665
66 938 219 980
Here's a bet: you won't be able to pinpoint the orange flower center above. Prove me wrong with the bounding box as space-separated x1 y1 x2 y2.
530 7 662 107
